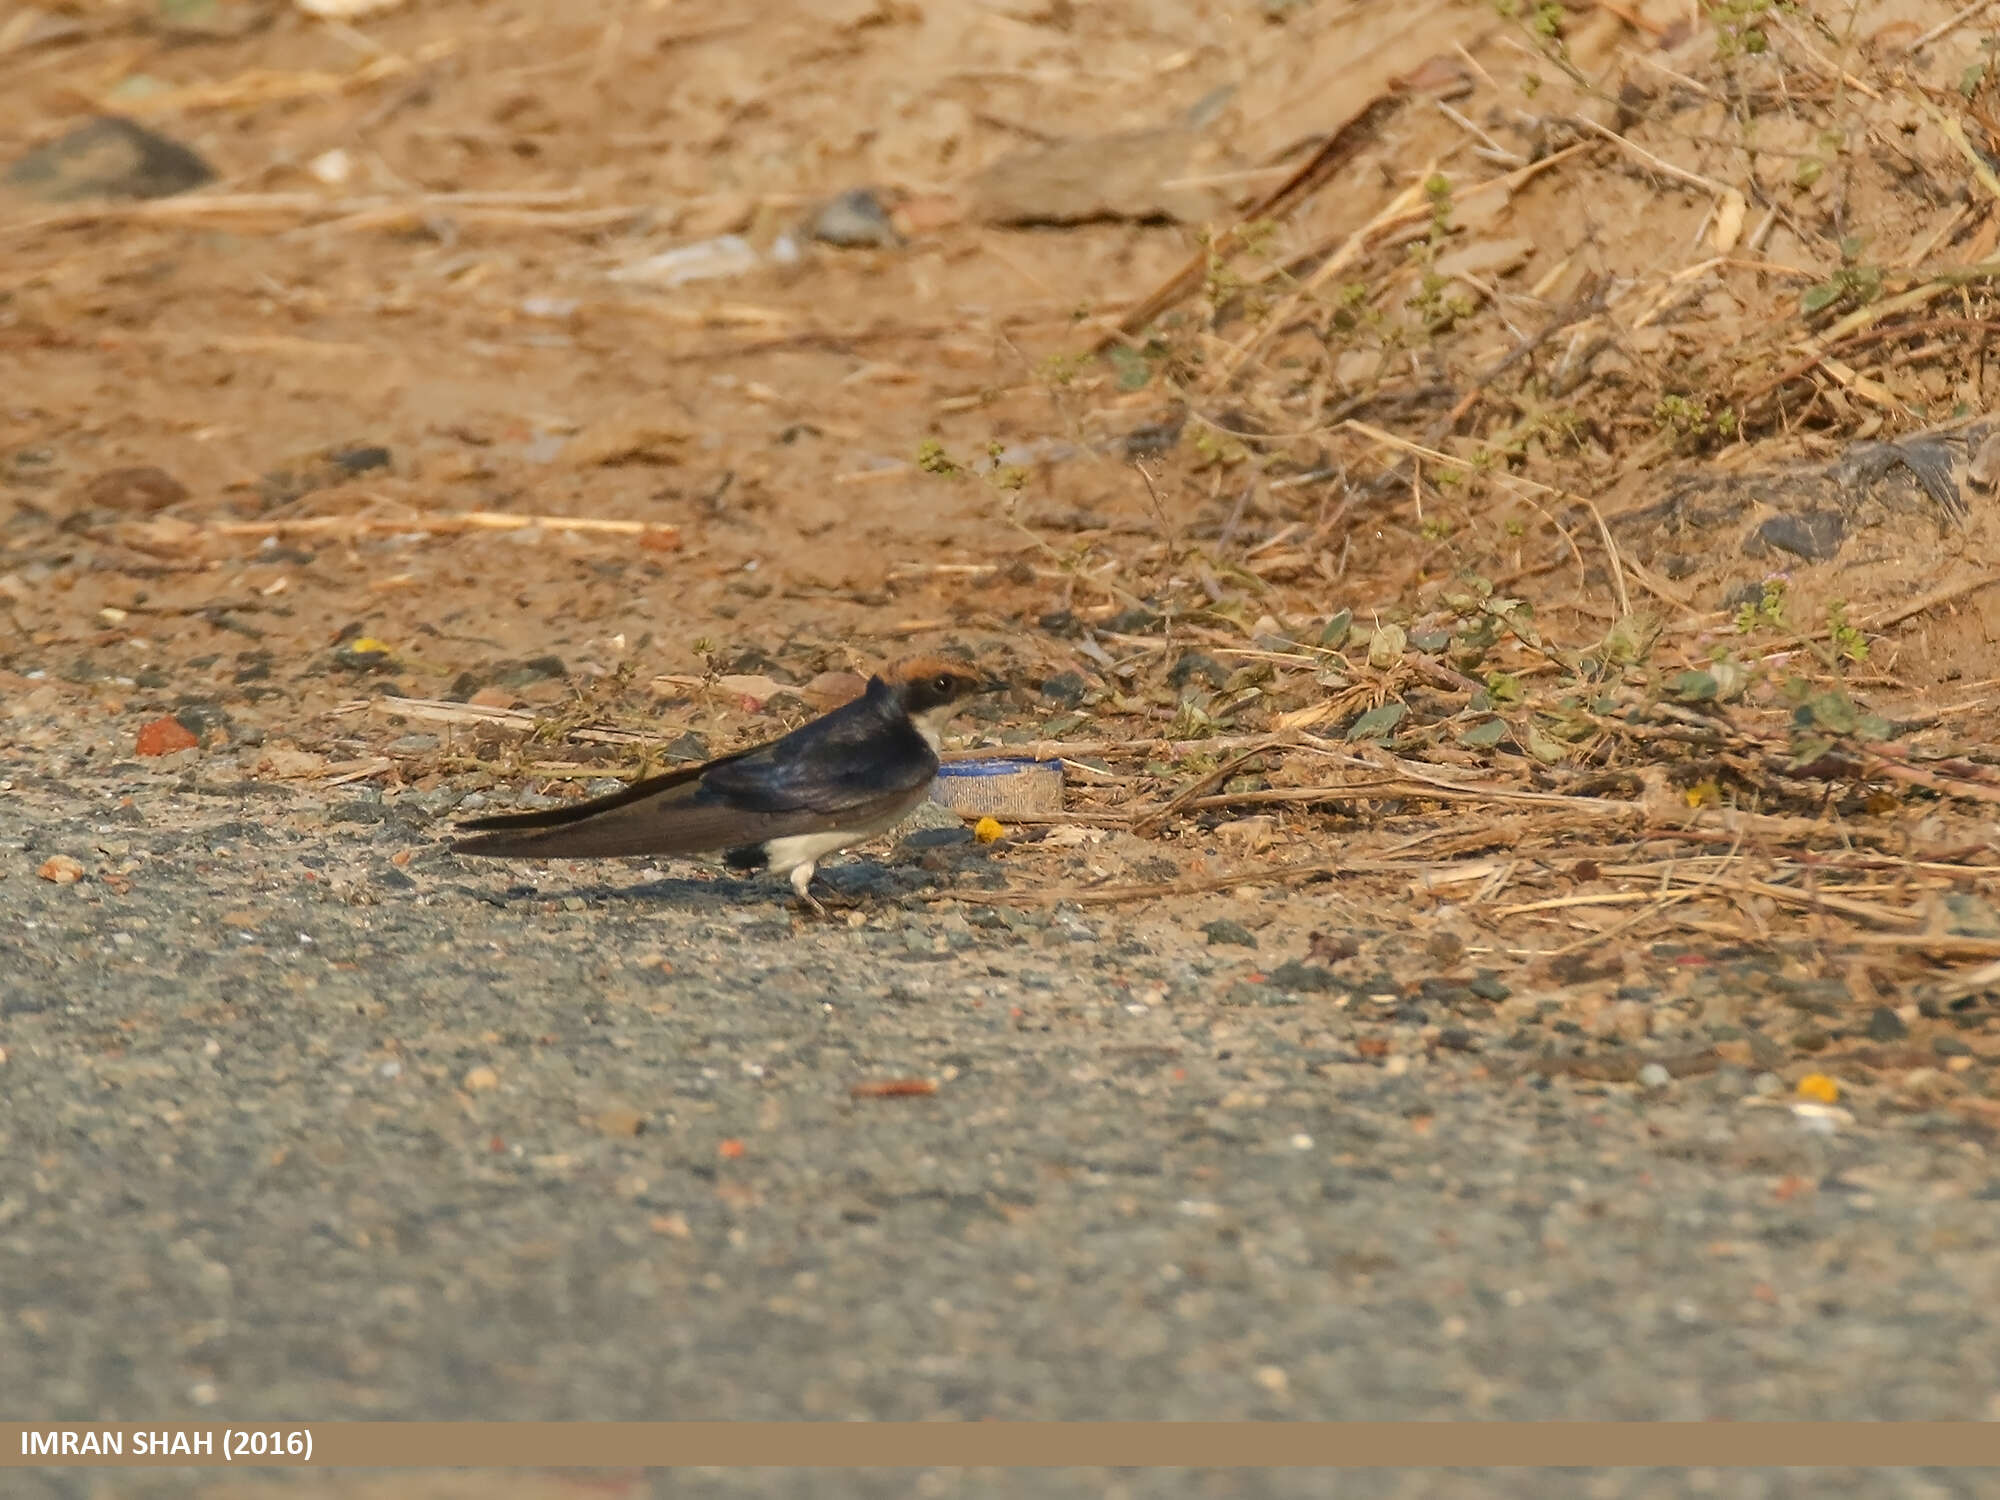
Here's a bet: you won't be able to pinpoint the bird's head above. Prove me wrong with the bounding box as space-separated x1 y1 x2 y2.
880 656 1001 747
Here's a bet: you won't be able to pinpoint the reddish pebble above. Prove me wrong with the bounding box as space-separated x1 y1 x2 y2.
637 528 681 554
37 855 85 885
135 715 198 756
849 1078 938 1100
718 1138 745 1159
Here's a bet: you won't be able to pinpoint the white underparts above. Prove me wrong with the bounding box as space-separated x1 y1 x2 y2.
763 787 930 899
763 827 870 879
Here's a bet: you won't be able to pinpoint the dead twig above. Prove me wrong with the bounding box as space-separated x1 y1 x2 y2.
1099 90 1407 347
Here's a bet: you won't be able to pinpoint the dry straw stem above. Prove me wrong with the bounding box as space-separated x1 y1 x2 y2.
950 854 1373 907
1935 955 2000 1001
963 785 1967 910
1567 114 1730 197
1747 569 2000 655
1854 933 2000 958
1763 9 1882 101
1099 91 1407 347
1920 101 2000 207
2 189 632 242
1542 843 1749 960
333 697 653 747
1495 873 1921 930
1340 419 1661 615
321 757 393 786
1911 0 2000 48
1133 736 1292 834
1739 260 2000 402
206 512 680 543
940 731 1306 764
1209 145 1586 390
100 39 457 117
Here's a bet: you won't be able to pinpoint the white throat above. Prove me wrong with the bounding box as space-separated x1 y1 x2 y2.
908 702 957 751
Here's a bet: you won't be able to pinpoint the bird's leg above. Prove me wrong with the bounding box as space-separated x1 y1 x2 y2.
789 860 828 919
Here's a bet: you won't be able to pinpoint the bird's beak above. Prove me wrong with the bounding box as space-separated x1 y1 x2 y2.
979 677 1009 696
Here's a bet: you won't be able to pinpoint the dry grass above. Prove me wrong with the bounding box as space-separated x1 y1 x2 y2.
896 0 2000 1003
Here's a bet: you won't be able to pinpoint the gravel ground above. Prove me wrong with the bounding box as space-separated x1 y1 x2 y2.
6 757 2000 1500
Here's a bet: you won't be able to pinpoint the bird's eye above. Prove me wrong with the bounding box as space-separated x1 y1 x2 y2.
934 674 952 693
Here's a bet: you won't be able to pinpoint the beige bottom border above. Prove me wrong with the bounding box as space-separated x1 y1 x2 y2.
5 1423 2000 1468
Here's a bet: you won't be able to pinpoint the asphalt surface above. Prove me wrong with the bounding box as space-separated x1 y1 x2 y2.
6 758 2000 1500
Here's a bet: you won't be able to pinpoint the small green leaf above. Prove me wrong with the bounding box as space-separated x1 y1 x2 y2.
1367 623 1408 670
1669 669 1718 703
1458 718 1508 748
1709 659 1751 702
1804 689 1860 734
1319 609 1353 648
1599 612 1659 666
1519 722 1567 764
1346 702 1409 741
1107 345 1154 391
1487 597 1542 648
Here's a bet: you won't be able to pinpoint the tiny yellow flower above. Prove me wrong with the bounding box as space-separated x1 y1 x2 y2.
972 816 1005 844
1796 1073 1840 1104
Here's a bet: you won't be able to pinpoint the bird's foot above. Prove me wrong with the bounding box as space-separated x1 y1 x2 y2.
789 862 829 920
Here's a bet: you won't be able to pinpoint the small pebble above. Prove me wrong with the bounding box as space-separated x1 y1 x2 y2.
1753 1071 1784 1097
1038 671 1089 707
6 116 216 203
37 855 85 884
1425 931 1465 965
594 1106 646 1138
1637 1062 1672 1092
1866 1006 1908 1042
462 1066 499 1093
808 187 904 248
1202 918 1256 948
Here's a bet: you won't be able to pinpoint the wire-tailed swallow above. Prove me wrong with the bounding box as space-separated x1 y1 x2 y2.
450 656 997 915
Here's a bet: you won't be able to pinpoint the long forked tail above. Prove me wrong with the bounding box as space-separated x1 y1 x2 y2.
449 761 723 859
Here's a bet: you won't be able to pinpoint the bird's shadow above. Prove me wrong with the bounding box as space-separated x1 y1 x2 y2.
455 845 1000 915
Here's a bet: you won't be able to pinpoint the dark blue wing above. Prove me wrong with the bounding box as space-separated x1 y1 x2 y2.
700 678 937 814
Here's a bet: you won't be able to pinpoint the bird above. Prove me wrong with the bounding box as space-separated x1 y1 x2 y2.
449 656 999 916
